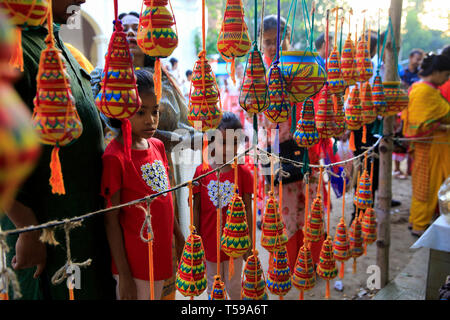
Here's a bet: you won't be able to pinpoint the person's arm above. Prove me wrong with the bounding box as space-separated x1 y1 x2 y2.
192 193 201 233
104 191 136 300
242 193 253 261
5 201 46 278
173 214 185 263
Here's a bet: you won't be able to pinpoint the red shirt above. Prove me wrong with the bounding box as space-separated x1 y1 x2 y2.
439 79 450 103
101 138 174 281
193 164 253 262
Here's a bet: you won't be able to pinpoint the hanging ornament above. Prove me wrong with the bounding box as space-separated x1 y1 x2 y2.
333 173 350 279
187 56 223 131
267 247 292 298
0 0 49 71
31 2 83 195
95 17 141 119
349 211 364 273
292 244 316 299
360 80 376 144
241 251 268 300
187 0 222 133
260 191 288 252
326 7 346 95
304 168 325 243
382 81 409 116
333 218 350 279
209 275 227 300
360 82 376 125
355 17 373 83
280 2 326 103
263 64 291 123
95 3 142 161
332 94 346 137
221 192 251 258
316 179 338 299
176 182 207 298
316 237 338 298
217 0 251 84
175 229 208 297
361 207 377 253
341 11 357 86
293 175 316 300
315 86 336 139
353 156 373 210
294 99 320 148
240 48 268 113
345 84 363 152
372 73 387 116
137 0 178 102
0 14 40 211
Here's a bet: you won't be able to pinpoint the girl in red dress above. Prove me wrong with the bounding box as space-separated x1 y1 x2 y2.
101 69 184 300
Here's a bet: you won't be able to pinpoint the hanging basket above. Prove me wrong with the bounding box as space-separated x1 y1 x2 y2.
280 51 326 103
372 73 387 116
263 64 291 124
341 34 357 86
315 86 336 139
267 247 292 297
293 99 319 148
221 193 251 258
382 80 409 116
187 57 223 131
239 48 268 114
95 21 142 119
241 253 268 300
137 0 178 57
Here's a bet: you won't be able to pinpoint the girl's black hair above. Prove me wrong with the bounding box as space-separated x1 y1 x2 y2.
118 11 140 20
418 53 450 77
108 68 155 130
259 15 291 39
441 45 450 58
218 112 243 131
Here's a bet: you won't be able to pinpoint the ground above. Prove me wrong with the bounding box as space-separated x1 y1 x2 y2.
176 161 421 300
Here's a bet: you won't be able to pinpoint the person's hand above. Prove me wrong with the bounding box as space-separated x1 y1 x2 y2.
118 275 137 300
12 230 46 279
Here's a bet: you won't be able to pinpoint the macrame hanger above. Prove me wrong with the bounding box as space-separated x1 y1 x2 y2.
51 221 92 300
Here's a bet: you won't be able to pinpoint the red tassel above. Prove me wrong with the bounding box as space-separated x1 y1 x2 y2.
10 28 24 72
230 57 236 85
299 290 304 300
0 292 9 300
202 133 209 171
121 119 132 161
49 146 66 195
362 125 367 144
325 280 330 299
349 131 356 152
339 261 345 279
228 257 234 280
154 58 162 103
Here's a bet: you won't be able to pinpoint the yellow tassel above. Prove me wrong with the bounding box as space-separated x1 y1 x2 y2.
228 257 234 280
10 27 23 72
352 258 357 274
349 131 356 152
0 292 9 300
362 125 367 144
154 58 162 104
49 146 66 195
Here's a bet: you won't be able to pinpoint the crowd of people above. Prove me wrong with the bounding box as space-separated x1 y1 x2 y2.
1 0 449 301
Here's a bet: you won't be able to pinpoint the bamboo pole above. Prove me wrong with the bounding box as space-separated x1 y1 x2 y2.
376 0 403 288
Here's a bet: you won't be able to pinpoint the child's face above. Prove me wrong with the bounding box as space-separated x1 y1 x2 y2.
129 92 159 140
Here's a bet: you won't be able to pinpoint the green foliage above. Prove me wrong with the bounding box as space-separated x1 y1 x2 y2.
400 0 450 60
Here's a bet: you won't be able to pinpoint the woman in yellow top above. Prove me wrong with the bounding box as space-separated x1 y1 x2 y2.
402 53 450 236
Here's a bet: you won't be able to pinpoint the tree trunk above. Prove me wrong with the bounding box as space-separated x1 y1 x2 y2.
376 0 403 288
